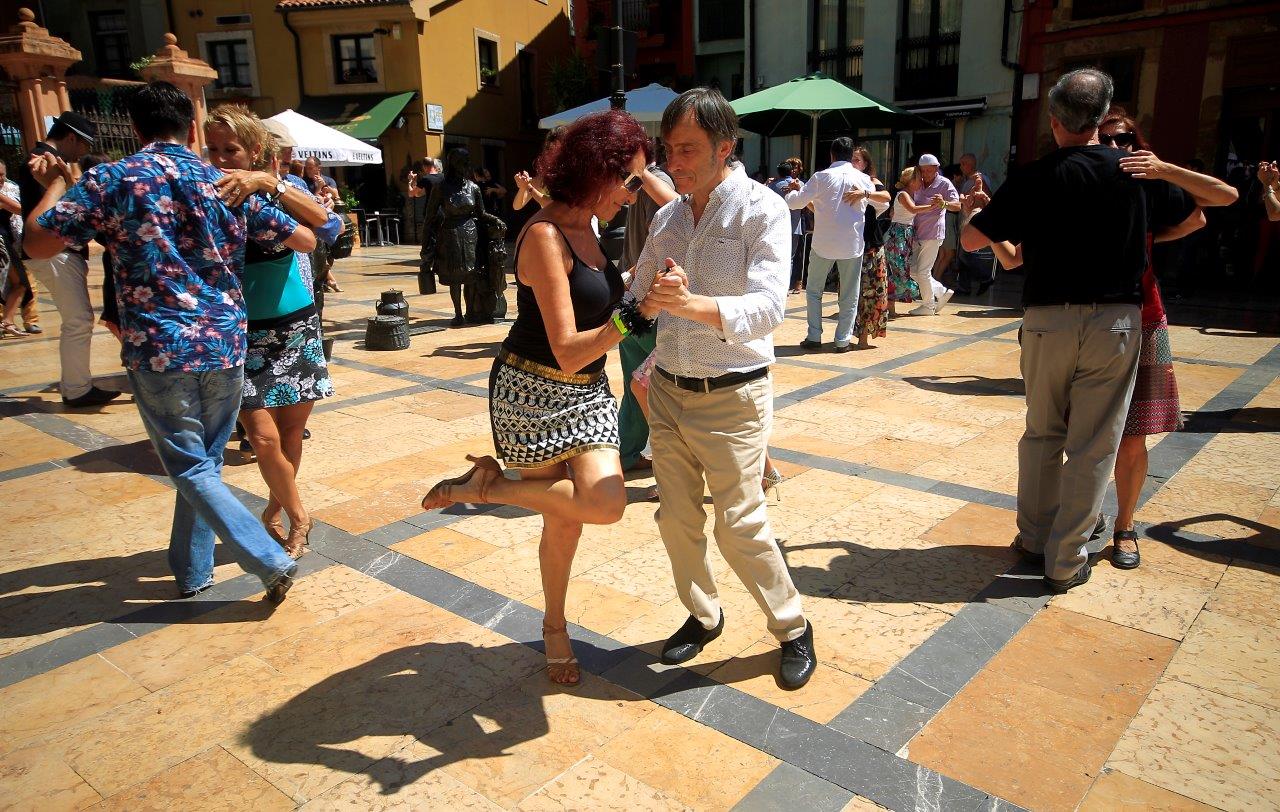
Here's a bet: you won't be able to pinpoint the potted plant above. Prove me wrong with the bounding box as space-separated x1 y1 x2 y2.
338 187 361 249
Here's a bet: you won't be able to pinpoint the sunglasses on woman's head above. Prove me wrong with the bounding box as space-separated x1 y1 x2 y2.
619 170 645 193
1099 132 1136 148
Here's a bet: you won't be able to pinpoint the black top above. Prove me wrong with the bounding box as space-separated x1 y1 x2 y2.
416 174 442 192
502 220 623 375
18 143 79 260
969 146 1195 307
863 181 886 250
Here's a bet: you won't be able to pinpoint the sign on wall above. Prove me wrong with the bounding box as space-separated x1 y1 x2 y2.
426 103 444 132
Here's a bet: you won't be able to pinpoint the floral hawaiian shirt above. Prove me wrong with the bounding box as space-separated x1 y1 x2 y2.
37 141 300 373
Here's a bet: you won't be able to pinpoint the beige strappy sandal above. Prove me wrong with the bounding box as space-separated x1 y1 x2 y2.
421 454 502 510
542 624 580 686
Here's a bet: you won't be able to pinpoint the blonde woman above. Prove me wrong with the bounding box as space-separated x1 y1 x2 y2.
205 105 339 558
884 167 933 316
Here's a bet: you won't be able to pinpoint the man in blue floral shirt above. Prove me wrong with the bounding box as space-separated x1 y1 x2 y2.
24 82 317 603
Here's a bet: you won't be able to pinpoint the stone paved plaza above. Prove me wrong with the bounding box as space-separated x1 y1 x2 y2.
1 245 1278 811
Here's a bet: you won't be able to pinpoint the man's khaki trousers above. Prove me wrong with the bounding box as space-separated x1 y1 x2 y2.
648 371 807 643
1018 304 1141 581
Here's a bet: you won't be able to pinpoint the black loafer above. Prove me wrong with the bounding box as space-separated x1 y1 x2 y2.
179 581 214 599
1011 535 1045 565
62 386 122 408
661 610 723 665
1045 560 1092 594
833 344 853 354
1112 530 1141 569
799 339 822 350
779 622 817 690
266 564 298 604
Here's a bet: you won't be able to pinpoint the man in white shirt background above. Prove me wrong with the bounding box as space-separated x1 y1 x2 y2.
785 137 888 352
634 87 817 690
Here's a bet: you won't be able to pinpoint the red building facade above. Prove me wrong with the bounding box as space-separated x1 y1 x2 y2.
1015 0 1280 170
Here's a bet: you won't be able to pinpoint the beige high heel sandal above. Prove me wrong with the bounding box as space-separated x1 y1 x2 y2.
421 454 502 509
542 624 580 686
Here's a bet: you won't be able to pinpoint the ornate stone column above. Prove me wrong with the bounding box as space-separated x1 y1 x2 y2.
0 8 82 150
139 34 218 153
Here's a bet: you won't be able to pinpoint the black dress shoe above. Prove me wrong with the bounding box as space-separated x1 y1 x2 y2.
779 622 817 690
1011 535 1045 565
1112 530 1141 570
799 339 822 350
833 344 853 353
179 581 214 599
62 386 122 408
661 610 723 665
1045 560 1092 594
23 323 42 334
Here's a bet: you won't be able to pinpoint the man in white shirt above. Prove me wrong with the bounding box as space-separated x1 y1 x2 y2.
634 87 816 690
785 138 883 351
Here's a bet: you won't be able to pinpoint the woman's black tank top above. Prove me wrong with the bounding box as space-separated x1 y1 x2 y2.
501 220 623 375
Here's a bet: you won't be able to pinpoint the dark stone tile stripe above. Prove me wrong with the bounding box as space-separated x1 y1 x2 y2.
0 459 63 482
326 354 489 397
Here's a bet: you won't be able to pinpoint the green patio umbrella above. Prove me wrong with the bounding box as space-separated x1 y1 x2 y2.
730 72 930 173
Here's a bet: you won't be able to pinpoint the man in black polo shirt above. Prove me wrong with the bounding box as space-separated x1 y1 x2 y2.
962 69 1200 593
20 111 119 407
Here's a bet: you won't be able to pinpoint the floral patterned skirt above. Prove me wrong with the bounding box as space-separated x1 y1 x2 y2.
242 310 334 410
1123 316 1183 437
855 247 889 339
884 222 920 303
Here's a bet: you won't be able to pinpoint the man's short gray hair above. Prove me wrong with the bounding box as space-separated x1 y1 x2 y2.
662 87 739 164
1048 68 1114 134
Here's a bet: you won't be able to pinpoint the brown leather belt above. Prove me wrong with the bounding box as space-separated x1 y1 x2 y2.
655 365 769 393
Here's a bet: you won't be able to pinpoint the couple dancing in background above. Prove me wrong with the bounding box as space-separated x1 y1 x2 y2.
421 89 818 691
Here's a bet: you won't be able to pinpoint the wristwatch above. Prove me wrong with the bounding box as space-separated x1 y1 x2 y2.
269 179 288 204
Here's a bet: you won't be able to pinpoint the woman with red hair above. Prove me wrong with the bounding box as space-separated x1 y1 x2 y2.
1098 109 1235 569
421 110 654 685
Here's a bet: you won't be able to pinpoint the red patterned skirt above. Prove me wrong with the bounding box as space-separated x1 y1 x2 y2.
1123 315 1183 436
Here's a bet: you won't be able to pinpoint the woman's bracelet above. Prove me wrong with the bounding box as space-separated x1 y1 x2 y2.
613 298 655 337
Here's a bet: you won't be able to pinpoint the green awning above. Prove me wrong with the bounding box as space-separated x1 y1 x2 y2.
296 91 417 142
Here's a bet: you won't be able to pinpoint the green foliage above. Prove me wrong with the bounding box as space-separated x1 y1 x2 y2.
339 186 360 210
129 55 154 75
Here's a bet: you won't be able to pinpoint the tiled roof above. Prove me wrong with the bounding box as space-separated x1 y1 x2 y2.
276 0 408 9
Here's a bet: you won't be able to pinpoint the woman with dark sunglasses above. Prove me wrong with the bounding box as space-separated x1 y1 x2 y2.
421 110 654 686
1098 109 1236 569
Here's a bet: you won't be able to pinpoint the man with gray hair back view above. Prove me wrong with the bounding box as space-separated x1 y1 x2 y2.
962 68 1203 593
632 87 816 689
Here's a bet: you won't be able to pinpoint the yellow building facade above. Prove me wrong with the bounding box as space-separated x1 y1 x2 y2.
167 0 571 211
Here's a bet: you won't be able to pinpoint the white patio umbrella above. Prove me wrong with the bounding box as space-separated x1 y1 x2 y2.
266 109 383 167
538 83 677 136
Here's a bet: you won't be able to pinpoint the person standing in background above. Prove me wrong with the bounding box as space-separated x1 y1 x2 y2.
769 157 806 294
21 111 117 405
908 153 959 316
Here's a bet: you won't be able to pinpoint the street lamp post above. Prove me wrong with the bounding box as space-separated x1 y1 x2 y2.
610 0 626 110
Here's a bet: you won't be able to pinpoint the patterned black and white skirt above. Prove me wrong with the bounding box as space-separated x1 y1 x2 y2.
489 349 619 469
242 310 335 410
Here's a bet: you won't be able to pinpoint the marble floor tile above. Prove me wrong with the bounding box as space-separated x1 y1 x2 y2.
1206 562 1280 629
1164 609 1280 711
804 592 951 681
103 566 395 691
920 502 1019 558
706 640 873 724
92 746 294 811
0 743 101 811
391 527 501 571
527 579 661 637
517 755 690 811
302 740 503 811
1078 768 1218 811
1108 678 1280 811
1049 561 1214 641
595 705 779 811
53 654 307 798
0 653 148 756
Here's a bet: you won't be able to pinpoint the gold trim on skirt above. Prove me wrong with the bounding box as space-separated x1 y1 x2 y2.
497 348 601 385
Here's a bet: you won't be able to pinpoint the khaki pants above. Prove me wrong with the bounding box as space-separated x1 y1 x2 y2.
27 251 94 399
648 371 806 642
1018 304 1141 580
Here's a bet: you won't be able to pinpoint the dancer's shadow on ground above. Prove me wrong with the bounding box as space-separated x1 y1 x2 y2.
241 640 629 796
1145 513 1280 570
1180 407 1280 435
428 340 502 361
0 546 261 643
902 375 1024 398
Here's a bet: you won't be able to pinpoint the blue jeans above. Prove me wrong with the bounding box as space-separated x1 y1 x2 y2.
805 252 862 346
128 366 296 593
